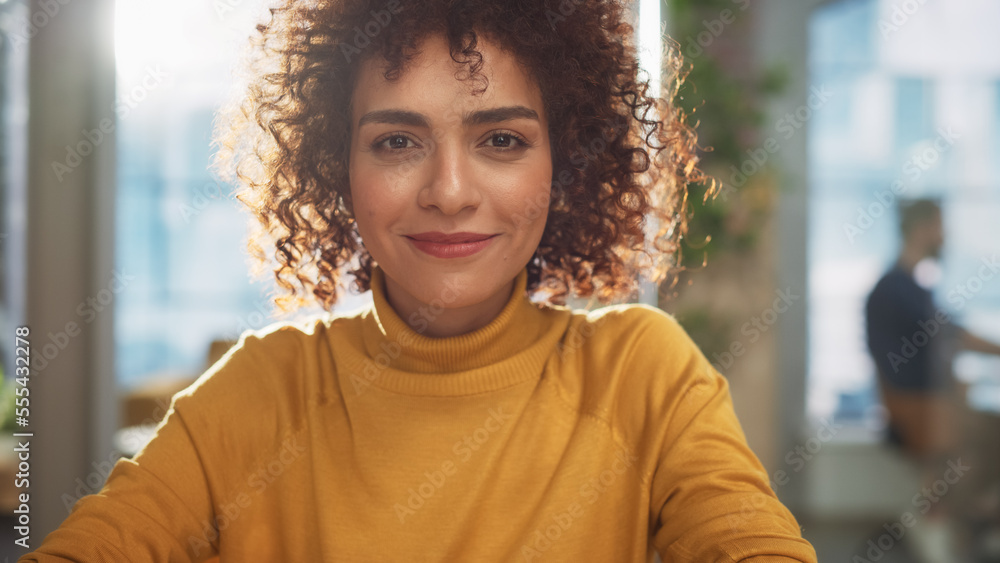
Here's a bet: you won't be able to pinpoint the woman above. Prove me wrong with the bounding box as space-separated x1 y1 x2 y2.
22 0 817 561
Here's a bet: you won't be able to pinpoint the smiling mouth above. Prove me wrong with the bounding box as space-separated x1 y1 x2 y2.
404 233 498 259
405 232 498 244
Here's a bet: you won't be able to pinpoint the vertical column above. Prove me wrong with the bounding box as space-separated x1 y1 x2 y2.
755 0 825 512
24 0 118 542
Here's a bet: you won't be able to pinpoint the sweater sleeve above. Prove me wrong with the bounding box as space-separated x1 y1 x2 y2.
17 322 310 563
17 401 220 562
636 311 818 562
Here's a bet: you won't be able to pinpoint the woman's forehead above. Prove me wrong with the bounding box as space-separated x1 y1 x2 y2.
350 33 544 125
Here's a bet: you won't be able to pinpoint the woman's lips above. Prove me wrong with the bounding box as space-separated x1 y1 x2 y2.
405 234 498 259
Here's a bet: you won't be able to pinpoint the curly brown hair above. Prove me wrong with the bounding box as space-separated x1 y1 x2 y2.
211 0 709 312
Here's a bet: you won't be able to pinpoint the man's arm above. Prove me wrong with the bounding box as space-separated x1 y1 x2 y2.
959 329 1000 356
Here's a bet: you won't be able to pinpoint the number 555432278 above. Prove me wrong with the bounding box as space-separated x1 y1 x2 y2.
14 327 30 421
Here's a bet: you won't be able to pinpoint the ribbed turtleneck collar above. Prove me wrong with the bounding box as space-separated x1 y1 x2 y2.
334 264 571 396
367 263 540 372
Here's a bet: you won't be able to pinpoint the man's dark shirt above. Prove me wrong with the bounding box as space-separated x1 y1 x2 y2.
865 266 958 392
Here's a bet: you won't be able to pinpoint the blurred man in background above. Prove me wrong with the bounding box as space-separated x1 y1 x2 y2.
866 198 1000 562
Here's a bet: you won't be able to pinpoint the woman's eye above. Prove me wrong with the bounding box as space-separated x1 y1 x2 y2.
490 133 514 147
374 134 416 151
484 131 527 151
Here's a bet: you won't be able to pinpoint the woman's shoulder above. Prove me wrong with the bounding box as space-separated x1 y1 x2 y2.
561 301 699 357
551 301 713 406
211 314 337 372
126 315 342 499
169 312 352 424
207 306 366 371
547 301 724 462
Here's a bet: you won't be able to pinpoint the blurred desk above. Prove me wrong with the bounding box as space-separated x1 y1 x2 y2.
967 381 1000 415
114 424 159 458
963 380 1000 522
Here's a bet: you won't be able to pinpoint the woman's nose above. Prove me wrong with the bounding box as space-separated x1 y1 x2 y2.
416 137 481 215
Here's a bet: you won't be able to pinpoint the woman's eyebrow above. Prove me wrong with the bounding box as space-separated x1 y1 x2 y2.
464 105 539 125
357 109 428 128
357 106 539 129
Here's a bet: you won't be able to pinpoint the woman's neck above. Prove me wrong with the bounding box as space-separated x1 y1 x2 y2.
382 275 515 338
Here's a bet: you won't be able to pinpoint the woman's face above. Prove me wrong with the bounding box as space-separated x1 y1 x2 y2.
349 33 552 328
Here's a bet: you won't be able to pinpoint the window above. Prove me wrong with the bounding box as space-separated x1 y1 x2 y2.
1 0 30 355
114 0 369 391
808 0 1000 425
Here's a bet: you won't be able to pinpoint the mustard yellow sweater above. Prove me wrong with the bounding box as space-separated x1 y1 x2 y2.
21 265 817 562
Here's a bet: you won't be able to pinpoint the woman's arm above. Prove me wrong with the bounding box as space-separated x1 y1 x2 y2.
17 400 220 562
629 311 817 562
17 322 310 562
650 366 817 561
